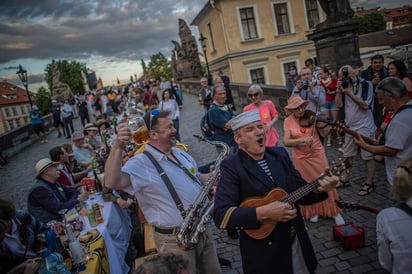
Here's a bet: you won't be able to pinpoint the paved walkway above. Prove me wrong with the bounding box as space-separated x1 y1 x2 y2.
0 92 390 273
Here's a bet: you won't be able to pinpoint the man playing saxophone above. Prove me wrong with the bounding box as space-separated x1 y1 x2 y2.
104 110 221 274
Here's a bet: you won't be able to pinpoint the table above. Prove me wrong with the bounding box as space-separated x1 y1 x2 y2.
81 194 131 274
82 236 109 274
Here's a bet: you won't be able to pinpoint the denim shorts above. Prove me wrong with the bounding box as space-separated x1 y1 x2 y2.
320 100 339 111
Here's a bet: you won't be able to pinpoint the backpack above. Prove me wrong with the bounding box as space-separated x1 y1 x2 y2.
200 111 215 141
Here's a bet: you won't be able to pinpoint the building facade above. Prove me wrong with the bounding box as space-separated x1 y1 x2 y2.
191 0 326 87
0 82 33 135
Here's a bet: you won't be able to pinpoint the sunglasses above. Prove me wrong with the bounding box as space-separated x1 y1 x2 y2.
149 109 160 130
248 93 260 98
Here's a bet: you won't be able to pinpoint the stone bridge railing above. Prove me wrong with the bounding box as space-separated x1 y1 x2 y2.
0 114 54 159
179 80 289 117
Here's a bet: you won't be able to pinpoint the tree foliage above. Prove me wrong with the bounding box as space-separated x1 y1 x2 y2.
35 86 51 115
147 52 172 81
354 13 386 34
44 60 87 95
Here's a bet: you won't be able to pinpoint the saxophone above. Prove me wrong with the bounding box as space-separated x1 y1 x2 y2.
175 135 230 250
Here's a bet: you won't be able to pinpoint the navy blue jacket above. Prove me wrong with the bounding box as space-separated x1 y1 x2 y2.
214 147 328 274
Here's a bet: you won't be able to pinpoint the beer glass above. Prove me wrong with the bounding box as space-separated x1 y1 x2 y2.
128 115 150 145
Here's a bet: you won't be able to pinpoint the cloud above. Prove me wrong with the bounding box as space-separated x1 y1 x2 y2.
0 0 204 64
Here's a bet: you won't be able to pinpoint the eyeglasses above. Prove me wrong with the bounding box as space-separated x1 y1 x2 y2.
73 138 84 142
149 109 160 130
248 93 260 98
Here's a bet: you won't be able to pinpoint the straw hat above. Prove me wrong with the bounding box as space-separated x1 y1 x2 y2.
35 158 57 178
84 123 98 131
284 95 309 110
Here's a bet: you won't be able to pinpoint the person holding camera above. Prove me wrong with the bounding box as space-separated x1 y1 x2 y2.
290 67 325 115
335 65 376 195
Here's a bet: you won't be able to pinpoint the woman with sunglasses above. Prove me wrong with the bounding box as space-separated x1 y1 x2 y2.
243 84 279 146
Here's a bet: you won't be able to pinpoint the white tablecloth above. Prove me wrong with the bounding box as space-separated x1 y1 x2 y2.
81 194 131 274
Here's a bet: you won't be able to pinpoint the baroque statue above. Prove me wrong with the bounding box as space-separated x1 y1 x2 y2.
171 18 202 80
318 0 354 25
51 60 72 102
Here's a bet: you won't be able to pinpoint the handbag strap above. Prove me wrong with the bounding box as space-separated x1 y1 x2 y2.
397 203 412 218
143 151 186 218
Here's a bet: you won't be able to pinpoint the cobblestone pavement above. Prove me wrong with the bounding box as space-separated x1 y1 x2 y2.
0 92 390 274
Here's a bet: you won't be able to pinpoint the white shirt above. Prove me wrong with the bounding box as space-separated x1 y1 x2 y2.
376 198 412 273
122 144 202 227
158 100 179 120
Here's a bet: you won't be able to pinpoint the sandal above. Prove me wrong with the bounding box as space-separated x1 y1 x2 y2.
358 183 374 196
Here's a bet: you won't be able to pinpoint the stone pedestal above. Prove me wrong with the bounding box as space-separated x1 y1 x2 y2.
308 19 362 71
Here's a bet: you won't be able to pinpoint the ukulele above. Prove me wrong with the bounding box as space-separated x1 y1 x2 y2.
335 199 380 214
240 158 351 239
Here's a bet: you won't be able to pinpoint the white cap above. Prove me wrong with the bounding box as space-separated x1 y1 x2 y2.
229 110 261 131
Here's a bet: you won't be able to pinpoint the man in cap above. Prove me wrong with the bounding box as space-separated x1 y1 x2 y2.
213 110 339 274
27 158 87 224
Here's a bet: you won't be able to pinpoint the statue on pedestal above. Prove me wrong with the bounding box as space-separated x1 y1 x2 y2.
51 60 72 102
307 0 361 70
171 18 202 80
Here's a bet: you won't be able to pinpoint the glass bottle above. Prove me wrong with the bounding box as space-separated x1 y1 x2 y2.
93 203 104 224
56 237 73 271
45 227 57 252
66 224 85 264
86 203 97 227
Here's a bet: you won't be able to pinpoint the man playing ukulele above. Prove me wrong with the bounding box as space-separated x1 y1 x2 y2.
213 110 340 274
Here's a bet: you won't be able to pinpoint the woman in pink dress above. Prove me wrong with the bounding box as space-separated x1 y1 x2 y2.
243 84 279 146
283 95 344 224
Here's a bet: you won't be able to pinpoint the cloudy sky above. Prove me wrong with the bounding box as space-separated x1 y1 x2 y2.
0 0 409 91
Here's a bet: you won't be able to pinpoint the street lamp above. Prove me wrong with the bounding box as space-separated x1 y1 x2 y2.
16 64 33 107
198 33 213 86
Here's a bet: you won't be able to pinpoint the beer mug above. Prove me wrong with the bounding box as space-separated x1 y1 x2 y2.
128 115 150 145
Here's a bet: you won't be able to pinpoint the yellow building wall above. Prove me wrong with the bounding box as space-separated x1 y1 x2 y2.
195 0 325 86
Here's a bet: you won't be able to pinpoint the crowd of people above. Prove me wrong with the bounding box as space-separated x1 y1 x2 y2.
1 59 411 274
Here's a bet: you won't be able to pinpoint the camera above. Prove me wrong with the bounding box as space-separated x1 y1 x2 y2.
301 80 309 90
341 67 351 89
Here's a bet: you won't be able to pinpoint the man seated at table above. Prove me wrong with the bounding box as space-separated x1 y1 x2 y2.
49 145 91 188
0 199 45 274
71 132 93 167
27 158 88 224
104 110 221 274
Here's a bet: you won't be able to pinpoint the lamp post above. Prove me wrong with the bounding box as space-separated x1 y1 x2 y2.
16 64 33 107
198 33 213 86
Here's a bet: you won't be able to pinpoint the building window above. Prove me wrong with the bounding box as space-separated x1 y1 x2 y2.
250 68 266 84
20 106 26 114
274 3 291 35
12 107 18 116
5 108 11 117
305 0 320 29
23 117 28 124
207 23 216 51
15 119 21 128
239 7 258 40
8 120 14 130
26 105 31 113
